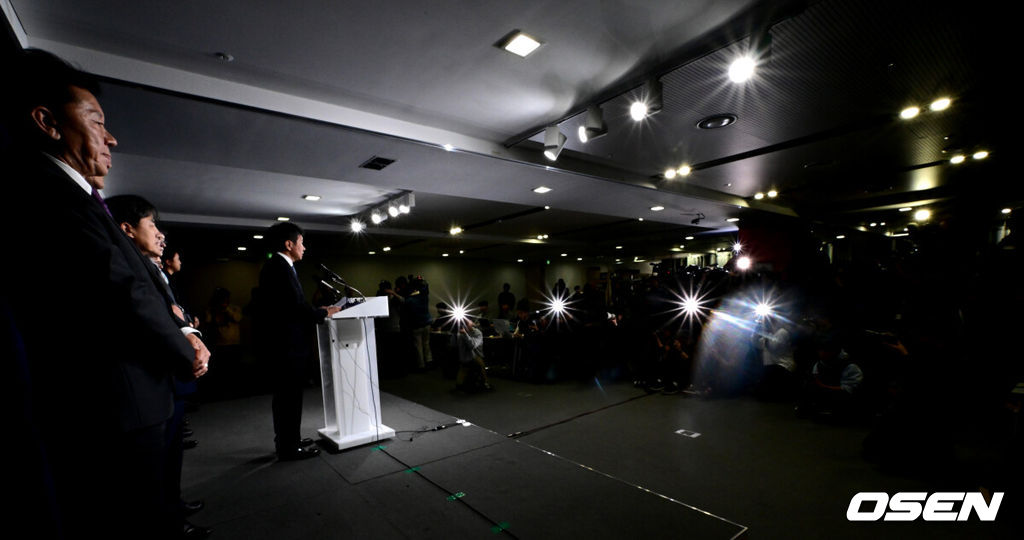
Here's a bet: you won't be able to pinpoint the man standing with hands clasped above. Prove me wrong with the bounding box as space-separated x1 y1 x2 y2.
2 49 210 539
255 222 341 460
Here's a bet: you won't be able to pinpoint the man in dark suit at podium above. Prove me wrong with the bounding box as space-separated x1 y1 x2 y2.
1 49 210 538
256 222 340 460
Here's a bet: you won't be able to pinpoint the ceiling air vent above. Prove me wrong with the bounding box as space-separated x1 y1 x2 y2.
360 156 396 170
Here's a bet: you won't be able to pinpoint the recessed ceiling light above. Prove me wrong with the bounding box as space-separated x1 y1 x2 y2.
277 217 290 221
500 31 542 57
615 245 623 249
754 192 765 200
383 247 391 252
914 209 931 221
677 165 692 176
650 206 665 212
869 222 877 227
685 236 694 240
973 150 989 160
577 257 582 261
533 186 552 194
442 253 449 257
638 217 644 221
517 259 524 263
664 168 677 179
253 235 264 239
368 251 376 255
459 250 465 254
561 253 567 257
898 207 912 212
679 245 685 249
449 226 463 235
728 56 756 83
900 106 920 119
950 154 966 164
237 246 247 251
930 97 951 111
767 190 778 198
726 217 740 222
1002 208 1012 214
544 205 551 210
302 194 321 201
697 115 737 129
835 235 846 239
880 222 886 226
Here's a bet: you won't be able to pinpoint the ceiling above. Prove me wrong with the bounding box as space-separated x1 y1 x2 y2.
2 0 1015 264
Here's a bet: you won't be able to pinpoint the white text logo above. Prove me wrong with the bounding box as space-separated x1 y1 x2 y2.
846 492 1003 521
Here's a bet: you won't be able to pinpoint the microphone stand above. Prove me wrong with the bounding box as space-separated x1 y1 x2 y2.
320 264 367 301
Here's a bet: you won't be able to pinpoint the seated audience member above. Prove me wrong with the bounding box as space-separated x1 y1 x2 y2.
798 335 865 419
476 300 497 337
512 299 539 336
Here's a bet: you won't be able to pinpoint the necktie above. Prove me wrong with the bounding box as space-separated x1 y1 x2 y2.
91 186 111 216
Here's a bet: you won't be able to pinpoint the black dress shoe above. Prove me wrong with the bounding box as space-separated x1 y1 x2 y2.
182 521 212 539
299 438 315 447
181 499 204 516
278 445 320 461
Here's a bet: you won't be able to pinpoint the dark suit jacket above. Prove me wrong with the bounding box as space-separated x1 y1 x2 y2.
1 153 196 433
255 253 327 366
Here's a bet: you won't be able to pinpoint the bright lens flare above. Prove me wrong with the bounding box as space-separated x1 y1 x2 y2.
550 297 566 315
728 56 756 83
669 285 710 327
736 256 752 271
450 304 468 322
629 101 649 121
754 303 773 318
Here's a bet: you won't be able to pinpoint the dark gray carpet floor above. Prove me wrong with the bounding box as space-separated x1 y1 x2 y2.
180 369 1015 539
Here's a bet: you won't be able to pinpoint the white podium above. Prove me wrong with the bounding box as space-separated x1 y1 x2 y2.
316 296 395 450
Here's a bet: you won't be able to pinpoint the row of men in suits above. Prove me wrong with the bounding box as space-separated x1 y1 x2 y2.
2 49 211 539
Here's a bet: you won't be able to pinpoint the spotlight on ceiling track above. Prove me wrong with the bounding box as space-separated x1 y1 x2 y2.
630 79 663 121
930 97 952 111
729 29 771 84
370 211 385 225
578 105 608 143
728 56 756 83
388 205 399 217
900 106 920 119
544 125 567 161
350 219 365 233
